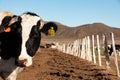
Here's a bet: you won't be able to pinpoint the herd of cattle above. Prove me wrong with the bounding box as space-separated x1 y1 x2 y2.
0 11 120 80
0 11 57 80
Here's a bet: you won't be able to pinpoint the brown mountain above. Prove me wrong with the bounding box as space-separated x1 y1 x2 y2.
42 22 120 43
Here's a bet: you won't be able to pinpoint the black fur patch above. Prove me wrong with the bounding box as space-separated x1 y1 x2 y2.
23 12 39 17
26 24 40 57
41 22 58 35
0 16 22 59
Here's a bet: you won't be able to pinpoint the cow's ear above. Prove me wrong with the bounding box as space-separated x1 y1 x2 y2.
7 16 22 32
9 16 22 26
0 16 12 33
41 22 57 36
0 16 22 33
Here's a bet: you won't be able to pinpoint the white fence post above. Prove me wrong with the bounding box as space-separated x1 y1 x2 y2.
92 35 96 64
103 34 110 70
81 38 86 59
85 37 88 60
77 39 81 57
97 35 102 66
111 32 120 77
66 43 70 54
62 44 66 53
73 40 78 56
87 36 92 61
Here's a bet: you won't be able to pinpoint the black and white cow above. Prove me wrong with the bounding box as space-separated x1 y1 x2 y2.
108 44 120 56
0 11 57 80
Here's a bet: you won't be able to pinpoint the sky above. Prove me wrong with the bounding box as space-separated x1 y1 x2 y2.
0 0 120 28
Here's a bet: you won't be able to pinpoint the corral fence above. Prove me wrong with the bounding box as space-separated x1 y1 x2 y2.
55 32 120 77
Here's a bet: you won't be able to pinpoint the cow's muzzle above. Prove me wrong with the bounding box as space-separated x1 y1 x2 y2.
15 59 27 67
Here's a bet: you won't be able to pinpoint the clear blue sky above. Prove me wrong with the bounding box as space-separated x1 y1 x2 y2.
0 0 120 28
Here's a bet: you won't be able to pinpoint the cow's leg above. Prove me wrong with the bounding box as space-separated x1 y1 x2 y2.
5 73 17 80
1 71 17 80
0 70 14 80
3 67 23 80
0 72 16 80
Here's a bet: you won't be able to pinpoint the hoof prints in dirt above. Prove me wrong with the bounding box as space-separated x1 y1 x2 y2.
48 49 120 80
17 49 120 80
50 71 84 80
50 72 70 78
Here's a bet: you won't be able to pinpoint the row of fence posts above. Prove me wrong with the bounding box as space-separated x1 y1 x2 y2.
55 32 119 77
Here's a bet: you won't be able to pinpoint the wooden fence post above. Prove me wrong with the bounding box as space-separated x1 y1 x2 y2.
111 32 120 77
103 34 110 70
97 35 102 66
81 38 86 59
77 39 81 57
85 37 88 60
62 44 66 53
87 36 92 61
74 40 79 56
66 43 70 54
92 35 96 64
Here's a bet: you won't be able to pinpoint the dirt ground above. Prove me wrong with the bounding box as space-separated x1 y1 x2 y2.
1 48 120 80
17 48 120 80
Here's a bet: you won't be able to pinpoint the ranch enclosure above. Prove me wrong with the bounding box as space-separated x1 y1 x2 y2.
1 22 120 80
18 33 120 79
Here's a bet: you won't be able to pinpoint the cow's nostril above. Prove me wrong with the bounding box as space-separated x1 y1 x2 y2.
15 59 27 67
23 59 28 65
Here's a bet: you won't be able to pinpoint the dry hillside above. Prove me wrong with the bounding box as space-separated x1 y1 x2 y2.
42 22 120 44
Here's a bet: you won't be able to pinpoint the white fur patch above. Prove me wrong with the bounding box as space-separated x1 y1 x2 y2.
18 14 41 67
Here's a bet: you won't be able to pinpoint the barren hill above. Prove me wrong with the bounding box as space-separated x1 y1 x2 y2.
42 22 120 44
55 23 120 39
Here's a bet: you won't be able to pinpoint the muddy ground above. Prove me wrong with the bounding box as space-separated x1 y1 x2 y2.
1 48 120 80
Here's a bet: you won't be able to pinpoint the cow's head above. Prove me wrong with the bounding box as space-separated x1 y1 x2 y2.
0 11 22 60
16 12 57 67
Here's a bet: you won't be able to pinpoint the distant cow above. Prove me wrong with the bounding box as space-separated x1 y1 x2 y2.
108 44 120 56
40 43 57 49
46 43 57 48
0 12 57 80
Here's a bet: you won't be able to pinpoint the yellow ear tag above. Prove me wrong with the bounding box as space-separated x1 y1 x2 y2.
48 27 55 36
4 27 11 32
